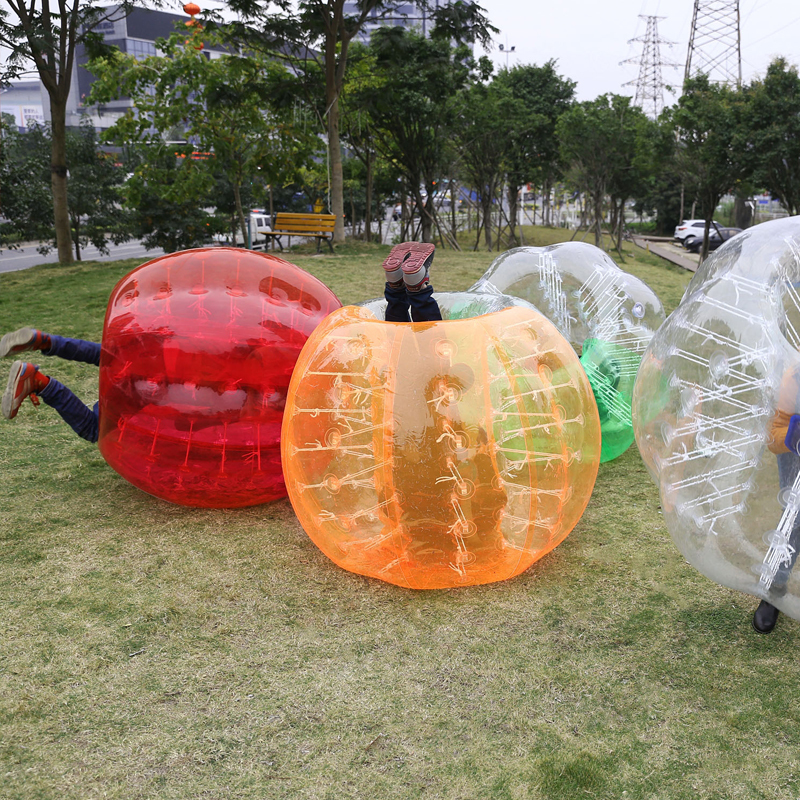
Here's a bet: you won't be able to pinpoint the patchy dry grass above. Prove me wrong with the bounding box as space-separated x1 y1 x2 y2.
2 232 800 799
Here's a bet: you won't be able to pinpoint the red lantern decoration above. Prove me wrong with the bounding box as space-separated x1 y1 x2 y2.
183 2 204 50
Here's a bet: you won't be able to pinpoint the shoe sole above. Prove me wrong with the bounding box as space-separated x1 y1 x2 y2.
382 242 435 275
0 327 37 359
752 620 775 634
2 360 25 420
752 602 780 633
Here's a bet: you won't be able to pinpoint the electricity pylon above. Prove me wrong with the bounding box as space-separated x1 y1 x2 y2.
622 15 679 119
684 0 742 87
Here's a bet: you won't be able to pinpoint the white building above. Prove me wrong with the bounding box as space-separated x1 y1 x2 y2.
0 80 45 130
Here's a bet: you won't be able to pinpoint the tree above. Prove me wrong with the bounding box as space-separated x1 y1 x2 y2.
89 24 314 246
557 94 648 249
0 1 143 264
223 0 495 244
454 77 508 251
63 121 132 260
494 61 575 239
122 142 218 253
339 42 391 244
352 26 481 244
672 74 750 260
606 106 659 254
0 115 52 247
625 109 687 236
745 57 800 216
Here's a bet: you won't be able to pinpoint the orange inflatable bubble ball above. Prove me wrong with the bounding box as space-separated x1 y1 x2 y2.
282 304 601 589
99 247 341 507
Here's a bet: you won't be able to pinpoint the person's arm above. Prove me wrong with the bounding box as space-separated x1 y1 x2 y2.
768 366 800 454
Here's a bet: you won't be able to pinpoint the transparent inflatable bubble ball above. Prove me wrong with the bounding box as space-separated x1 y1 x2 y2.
470 242 666 462
632 217 800 620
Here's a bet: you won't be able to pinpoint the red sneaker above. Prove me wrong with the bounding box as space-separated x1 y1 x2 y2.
382 242 435 288
0 328 50 358
2 361 49 420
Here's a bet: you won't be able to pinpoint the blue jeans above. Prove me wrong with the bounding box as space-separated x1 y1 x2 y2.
37 335 101 444
772 451 800 594
384 282 443 323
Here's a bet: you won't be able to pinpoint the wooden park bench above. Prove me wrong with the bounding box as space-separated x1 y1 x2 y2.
261 212 336 254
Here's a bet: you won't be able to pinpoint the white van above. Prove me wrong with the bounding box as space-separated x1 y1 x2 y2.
213 210 271 248
249 211 271 244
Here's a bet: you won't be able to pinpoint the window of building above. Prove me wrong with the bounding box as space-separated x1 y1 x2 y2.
127 39 157 61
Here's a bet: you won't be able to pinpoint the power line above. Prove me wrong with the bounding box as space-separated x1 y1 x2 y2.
685 0 742 87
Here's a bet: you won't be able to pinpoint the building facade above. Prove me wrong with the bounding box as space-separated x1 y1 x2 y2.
342 1 444 44
1 5 227 133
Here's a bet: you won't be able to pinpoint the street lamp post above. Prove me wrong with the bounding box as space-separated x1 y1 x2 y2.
498 42 516 70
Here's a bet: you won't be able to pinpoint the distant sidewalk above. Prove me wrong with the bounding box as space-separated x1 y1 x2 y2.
632 235 701 273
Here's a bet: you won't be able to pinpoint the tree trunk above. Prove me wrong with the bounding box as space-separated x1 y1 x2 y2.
543 179 551 227
72 218 81 261
733 194 753 229
700 215 713 262
364 150 373 243
507 183 518 246
50 98 73 264
473 204 484 251
450 181 458 242
420 193 434 243
616 198 625 261
593 190 603 248
328 96 345 243
482 196 493 251
233 182 248 246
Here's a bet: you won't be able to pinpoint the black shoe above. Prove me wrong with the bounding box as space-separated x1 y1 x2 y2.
752 600 780 634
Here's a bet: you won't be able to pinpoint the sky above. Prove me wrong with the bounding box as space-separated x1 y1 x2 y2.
3 0 797 105
481 0 800 101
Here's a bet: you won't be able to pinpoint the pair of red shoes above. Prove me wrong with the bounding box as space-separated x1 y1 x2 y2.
382 242 435 291
0 328 51 420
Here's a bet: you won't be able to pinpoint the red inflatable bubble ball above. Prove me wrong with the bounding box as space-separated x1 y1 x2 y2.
98 247 342 507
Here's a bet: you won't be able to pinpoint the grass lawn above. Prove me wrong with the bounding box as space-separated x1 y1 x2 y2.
2 229 799 799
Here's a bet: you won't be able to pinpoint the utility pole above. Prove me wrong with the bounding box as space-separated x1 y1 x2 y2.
685 0 742 87
622 15 679 119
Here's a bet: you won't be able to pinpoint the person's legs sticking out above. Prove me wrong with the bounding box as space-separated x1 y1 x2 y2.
383 246 411 323
2 361 100 443
382 242 442 324
0 328 101 366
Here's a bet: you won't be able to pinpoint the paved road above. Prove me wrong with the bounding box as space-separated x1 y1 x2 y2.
0 240 166 274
